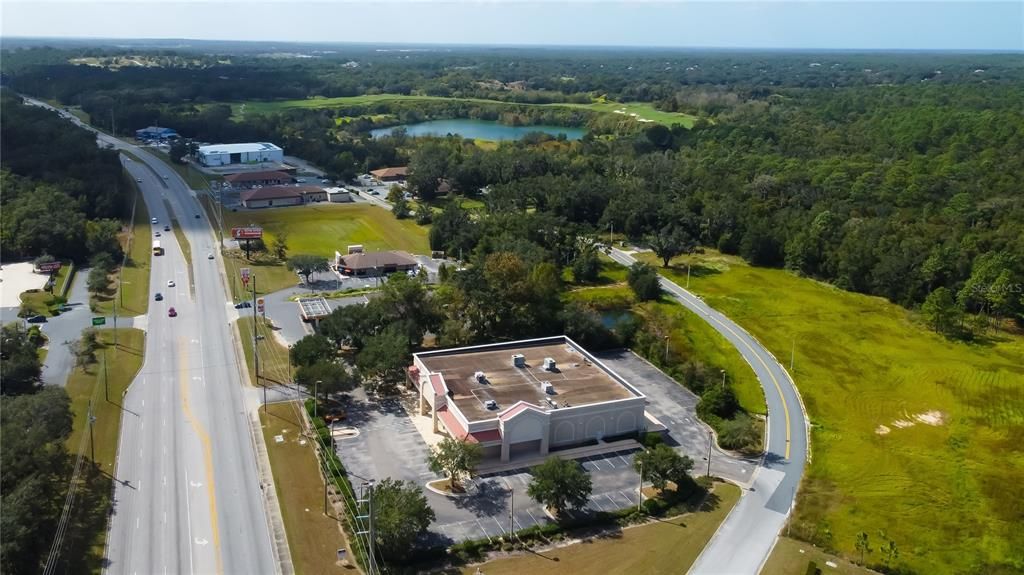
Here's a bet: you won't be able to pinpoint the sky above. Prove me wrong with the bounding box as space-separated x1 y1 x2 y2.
1 1 1021 51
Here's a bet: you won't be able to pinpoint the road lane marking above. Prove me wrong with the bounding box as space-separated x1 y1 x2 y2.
184 469 195 575
178 338 223 574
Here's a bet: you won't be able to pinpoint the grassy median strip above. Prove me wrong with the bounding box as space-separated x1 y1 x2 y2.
237 316 292 387
643 249 1024 574
260 402 351 575
64 328 146 573
96 189 152 316
147 148 221 190
763 537 877 575
463 483 740 574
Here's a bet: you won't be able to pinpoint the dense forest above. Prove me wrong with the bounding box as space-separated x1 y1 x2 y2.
0 91 130 264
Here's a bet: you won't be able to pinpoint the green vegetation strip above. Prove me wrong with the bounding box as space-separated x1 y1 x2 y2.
64 328 146 572
762 537 877 575
223 251 298 302
19 264 74 317
464 483 740 575
236 316 292 388
231 94 698 127
646 250 1024 574
260 402 350 575
95 189 151 316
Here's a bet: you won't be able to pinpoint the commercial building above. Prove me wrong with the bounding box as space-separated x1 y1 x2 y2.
297 297 331 327
198 142 284 167
224 170 294 189
135 126 178 141
240 185 327 208
409 336 647 462
325 187 353 203
334 250 417 277
369 166 408 182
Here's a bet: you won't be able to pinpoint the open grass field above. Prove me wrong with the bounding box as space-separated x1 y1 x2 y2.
237 316 292 388
461 483 739 575
229 94 698 128
641 250 1024 574
19 264 72 316
223 251 299 301
260 402 352 575
763 537 878 575
95 190 151 316
224 203 430 258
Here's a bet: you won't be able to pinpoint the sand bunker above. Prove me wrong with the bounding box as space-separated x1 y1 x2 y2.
880 410 947 435
892 419 915 428
914 410 946 426
875 425 891 435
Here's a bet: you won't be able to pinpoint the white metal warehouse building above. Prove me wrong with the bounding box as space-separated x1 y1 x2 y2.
409 336 648 463
197 142 284 167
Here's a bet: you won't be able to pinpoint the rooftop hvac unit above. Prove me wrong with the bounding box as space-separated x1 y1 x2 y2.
541 381 555 395
512 354 526 368
485 399 498 410
543 357 557 371
474 371 486 383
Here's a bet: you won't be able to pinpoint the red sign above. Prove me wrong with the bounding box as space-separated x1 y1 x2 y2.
257 298 265 313
240 267 251 286
231 226 263 240
37 261 62 273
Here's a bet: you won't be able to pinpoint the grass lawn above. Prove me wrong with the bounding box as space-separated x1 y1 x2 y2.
229 94 698 128
763 537 878 575
643 250 1024 574
19 264 73 316
63 328 146 573
224 203 429 257
237 316 292 388
95 190 151 316
223 251 299 301
260 402 352 575
463 483 740 575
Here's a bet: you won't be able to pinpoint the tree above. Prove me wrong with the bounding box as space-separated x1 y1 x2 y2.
0 323 43 395
408 141 449 201
370 478 435 561
921 287 958 334
627 262 661 301
286 254 329 288
855 531 871 565
289 334 335 367
527 457 593 517
646 224 695 268
356 325 411 392
697 385 740 420
294 361 359 402
269 231 288 261
387 184 404 204
391 197 411 219
425 437 483 491
87 266 110 294
634 444 694 491
414 202 433 225
571 248 600 283
880 533 899 567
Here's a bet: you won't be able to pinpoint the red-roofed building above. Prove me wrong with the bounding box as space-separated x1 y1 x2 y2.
240 185 328 208
224 170 294 188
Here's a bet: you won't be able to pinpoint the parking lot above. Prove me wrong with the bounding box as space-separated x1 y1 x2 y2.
332 349 750 544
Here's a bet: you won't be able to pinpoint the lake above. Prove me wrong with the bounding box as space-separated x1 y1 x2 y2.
371 119 585 141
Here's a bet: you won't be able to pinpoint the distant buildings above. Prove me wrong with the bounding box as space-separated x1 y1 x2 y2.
334 250 417 277
198 142 284 167
370 166 408 182
224 170 294 189
135 126 178 141
240 185 327 208
324 187 353 203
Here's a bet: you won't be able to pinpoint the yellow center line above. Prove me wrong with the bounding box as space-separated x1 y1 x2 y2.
178 337 223 574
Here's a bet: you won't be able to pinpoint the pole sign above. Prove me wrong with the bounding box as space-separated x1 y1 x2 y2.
256 298 265 314
92 317 106 326
38 261 62 273
240 267 251 286
231 226 263 240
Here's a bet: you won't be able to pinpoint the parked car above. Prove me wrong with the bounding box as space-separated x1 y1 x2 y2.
26 315 47 323
167 307 177 317
234 301 252 309
154 292 163 301
296 178 306 183
167 280 175 288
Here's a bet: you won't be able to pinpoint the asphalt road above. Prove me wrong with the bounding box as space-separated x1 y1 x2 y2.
24 98 279 575
606 248 809 575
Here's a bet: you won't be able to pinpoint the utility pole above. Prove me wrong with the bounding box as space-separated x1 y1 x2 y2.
103 353 109 402
609 222 613 247
721 369 726 390
509 485 515 536
88 401 97 463
790 337 795 372
368 480 377 575
706 430 713 477
252 274 259 388
664 336 670 363
686 262 691 289
314 380 322 419
323 469 329 515
357 480 377 575
637 458 644 512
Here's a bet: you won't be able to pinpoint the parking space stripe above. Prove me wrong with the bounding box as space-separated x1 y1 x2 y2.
619 489 636 504
605 493 619 508
618 454 631 466
474 518 492 542
590 496 606 511
491 517 505 535
588 456 603 470
525 508 539 525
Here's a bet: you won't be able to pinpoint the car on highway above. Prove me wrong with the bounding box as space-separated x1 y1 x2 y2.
167 307 177 317
154 231 161 237
195 214 201 219
167 280 176 288
151 217 158 224
136 178 143 183
207 253 214 260
154 292 163 301
163 225 170 231
234 301 252 309
26 314 47 323
369 190 379 195
163 175 169 180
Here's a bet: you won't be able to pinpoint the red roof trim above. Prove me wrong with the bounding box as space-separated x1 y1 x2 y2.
437 408 502 444
498 400 545 421
429 373 446 396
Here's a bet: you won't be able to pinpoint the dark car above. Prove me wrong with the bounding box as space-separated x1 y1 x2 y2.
163 225 171 232
194 214 201 219
167 307 177 317
234 301 252 309
154 292 163 301
26 314 47 323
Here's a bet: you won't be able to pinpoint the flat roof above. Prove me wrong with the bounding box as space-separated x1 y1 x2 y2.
298 297 331 320
198 142 282 155
417 337 638 423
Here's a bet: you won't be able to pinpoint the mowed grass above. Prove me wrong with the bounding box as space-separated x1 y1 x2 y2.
225 203 428 257
237 316 292 388
644 250 1024 574
95 190 151 316
763 537 877 575
19 264 72 316
260 402 351 575
229 94 697 127
223 251 299 301
463 483 739 575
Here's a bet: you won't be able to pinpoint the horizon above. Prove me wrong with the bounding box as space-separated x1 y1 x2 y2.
2 1 1022 51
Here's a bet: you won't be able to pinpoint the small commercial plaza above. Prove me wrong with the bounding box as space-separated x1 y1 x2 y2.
409 336 649 463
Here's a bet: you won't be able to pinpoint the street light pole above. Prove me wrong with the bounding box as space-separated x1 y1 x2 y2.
88 401 96 463
686 262 691 289
706 430 713 477
314 380 322 419
637 458 644 512
103 353 109 402
720 369 726 390
664 336 670 363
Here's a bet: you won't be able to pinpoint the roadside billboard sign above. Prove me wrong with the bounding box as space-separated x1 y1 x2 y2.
38 261 62 273
231 226 263 240
240 267 251 286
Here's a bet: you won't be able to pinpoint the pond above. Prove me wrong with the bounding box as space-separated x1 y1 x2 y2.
601 309 637 329
371 119 585 141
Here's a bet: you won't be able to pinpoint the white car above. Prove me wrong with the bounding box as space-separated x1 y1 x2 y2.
151 217 158 224
207 253 214 260
136 178 143 183
167 280 176 288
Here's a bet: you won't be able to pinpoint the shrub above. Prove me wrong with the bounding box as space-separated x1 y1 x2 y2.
717 413 760 450
696 385 740 420
627 262 661 301
641 431 665 450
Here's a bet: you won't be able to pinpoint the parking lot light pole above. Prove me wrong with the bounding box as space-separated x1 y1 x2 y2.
706 431 713 477
720 369 726 390
314 380 322 419
637 457 644 513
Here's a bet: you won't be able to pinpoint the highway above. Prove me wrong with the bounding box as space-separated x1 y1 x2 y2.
24 99 280 574
606 248 809 575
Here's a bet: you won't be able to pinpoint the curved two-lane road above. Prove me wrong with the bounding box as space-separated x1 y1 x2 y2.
607 248 808 575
